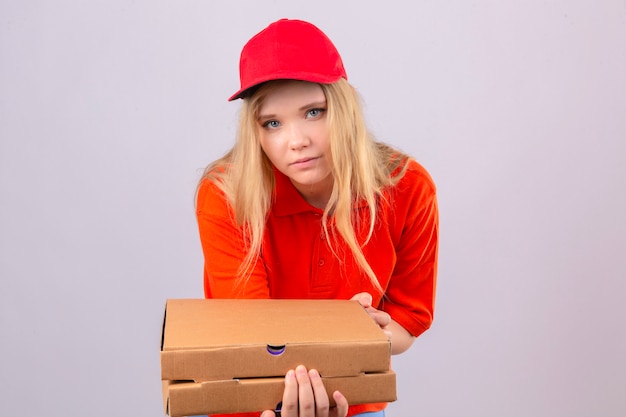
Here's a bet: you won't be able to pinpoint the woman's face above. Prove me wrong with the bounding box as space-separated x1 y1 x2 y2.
256 81 333 207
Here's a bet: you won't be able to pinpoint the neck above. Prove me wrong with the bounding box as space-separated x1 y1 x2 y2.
291 177 334 210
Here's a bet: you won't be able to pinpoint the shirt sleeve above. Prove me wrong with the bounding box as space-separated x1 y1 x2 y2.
380 161 439 337
196 178 270 299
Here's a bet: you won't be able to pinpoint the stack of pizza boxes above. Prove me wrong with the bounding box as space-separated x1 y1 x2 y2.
160 298 396 416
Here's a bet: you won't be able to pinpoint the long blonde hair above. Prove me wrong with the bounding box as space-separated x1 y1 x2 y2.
200 78 409 293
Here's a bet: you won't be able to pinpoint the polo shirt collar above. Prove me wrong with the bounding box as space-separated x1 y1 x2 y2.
272 169 370 217
272 169 323 216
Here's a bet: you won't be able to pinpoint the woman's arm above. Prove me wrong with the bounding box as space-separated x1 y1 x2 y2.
196 178 270 298
379 160 439 340
386 318 415 354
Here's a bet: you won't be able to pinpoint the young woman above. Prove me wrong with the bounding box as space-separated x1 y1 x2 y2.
196 18 439 417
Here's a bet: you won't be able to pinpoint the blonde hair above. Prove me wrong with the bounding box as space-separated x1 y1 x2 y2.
200 78 409 294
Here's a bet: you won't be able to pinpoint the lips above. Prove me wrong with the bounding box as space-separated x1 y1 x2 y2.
291 156 319 165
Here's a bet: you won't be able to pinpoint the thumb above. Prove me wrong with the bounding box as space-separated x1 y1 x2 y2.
350 292 373 308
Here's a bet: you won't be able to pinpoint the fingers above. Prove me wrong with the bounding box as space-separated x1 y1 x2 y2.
350 292 373 308
280 365 348 417
309 369 329 415
261 411 276 417
350 292 391 338
331 391 349 417
367 307 391 329
296 365 315 416
281 369 298 416
282 366 318 417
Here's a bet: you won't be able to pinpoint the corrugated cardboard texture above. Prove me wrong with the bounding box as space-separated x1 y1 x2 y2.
161 299 391 381
164 371 397 416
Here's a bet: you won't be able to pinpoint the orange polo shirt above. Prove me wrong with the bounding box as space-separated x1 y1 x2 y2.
196 158 438 417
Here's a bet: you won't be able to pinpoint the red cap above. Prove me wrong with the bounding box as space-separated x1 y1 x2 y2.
228 19 347 101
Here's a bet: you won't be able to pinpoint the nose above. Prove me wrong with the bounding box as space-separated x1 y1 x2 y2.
287 122 310 150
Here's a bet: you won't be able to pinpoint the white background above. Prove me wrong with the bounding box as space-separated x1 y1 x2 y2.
1 1 625 416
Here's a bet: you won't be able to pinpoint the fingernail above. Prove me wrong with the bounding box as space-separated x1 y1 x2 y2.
309 369 319 379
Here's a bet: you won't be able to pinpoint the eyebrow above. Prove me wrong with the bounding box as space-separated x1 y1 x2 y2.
257 100 327 121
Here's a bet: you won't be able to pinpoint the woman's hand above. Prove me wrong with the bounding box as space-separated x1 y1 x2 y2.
350 292 392 337
261 365 348 417
350 292 416 354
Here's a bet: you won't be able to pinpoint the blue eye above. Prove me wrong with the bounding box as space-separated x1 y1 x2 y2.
263 120 280 129
306 108 325 119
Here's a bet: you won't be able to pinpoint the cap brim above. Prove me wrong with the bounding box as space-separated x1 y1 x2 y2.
228 72 345 101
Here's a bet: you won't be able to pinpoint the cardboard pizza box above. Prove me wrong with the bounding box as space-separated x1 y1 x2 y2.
163 371 397 416
160 298 392 382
